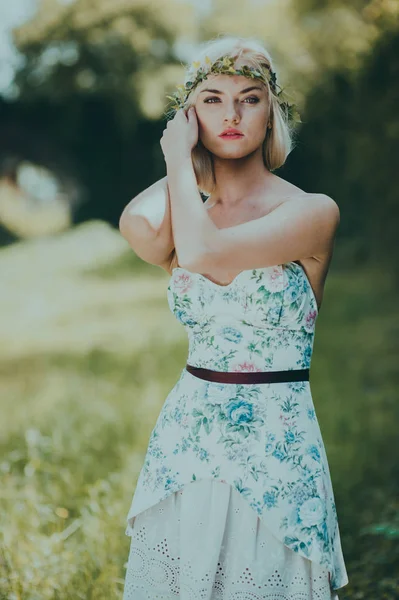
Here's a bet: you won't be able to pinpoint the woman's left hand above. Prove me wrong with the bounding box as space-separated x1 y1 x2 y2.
160 107 198 165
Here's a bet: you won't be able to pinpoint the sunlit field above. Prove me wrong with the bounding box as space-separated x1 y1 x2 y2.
1 222 398 599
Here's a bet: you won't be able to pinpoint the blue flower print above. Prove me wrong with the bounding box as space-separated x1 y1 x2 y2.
284 430 296 444
225 399 254 424
265 442 274 455
319 519 329 544
286 506 301 527
298 497 326 527
176 310 198 328
306 444 321 462
199 448 210 461
272 448 286 462
250 499 263 515
307 407 316 420
264 431 276 454
291 484 313 506
303 344 312 366
220 326 243 344
263 490 278 509
288 380 308 394
286 286 299 303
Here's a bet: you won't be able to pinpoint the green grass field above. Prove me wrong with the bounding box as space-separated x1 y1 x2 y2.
1 222 398 599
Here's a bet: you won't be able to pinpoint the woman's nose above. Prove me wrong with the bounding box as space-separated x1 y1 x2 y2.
224 105 240 121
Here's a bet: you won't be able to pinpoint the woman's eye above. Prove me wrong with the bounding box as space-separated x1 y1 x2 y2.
204 96 259 104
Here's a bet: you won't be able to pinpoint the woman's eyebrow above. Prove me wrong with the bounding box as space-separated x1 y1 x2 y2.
199 85 263 95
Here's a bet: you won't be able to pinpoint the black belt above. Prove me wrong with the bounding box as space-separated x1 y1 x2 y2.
185 364 310 384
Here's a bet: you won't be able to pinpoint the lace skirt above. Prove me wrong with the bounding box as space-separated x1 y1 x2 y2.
123 478 339 600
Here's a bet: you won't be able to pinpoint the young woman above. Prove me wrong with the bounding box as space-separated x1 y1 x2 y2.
120 35 349 600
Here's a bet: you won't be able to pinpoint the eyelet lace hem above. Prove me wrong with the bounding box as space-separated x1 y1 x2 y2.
122 480 339 600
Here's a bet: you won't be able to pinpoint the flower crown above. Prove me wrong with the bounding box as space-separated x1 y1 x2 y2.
166 54 301 125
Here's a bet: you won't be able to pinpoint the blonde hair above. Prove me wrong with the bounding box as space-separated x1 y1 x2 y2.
165 35 298 196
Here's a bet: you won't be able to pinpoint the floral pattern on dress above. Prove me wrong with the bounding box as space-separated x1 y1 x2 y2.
125 262 348 592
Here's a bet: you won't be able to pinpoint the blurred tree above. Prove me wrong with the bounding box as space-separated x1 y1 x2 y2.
283 21 399 278
1 0 197 226
12 0 197 121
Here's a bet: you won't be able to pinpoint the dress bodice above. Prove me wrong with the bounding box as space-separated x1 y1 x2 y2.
167 262 319 373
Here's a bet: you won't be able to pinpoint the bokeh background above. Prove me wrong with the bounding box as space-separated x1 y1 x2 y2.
0 0 398 598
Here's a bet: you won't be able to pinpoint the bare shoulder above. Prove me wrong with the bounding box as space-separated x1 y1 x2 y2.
288 191 339 215
271 181 339 224
288 193 339 311
310 193 340 223
282 192 340 250
306 193 340 249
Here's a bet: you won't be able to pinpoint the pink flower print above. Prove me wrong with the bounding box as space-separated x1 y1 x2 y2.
279 414 294 424
174 272 193 294
306 309 317 327
268 266 283 292
279 414 293 425
232 361 263 372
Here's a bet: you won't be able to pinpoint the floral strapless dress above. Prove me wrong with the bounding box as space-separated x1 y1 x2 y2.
122 262 349 599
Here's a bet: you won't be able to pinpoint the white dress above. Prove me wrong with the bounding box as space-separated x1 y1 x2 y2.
122 262 349 599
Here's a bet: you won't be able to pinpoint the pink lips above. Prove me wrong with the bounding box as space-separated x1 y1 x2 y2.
219 133 244 140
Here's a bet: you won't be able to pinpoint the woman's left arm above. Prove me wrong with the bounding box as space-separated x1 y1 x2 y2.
167 156 339 271
191 192 340 272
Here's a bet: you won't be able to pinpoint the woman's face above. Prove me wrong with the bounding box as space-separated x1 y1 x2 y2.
193 72 270 159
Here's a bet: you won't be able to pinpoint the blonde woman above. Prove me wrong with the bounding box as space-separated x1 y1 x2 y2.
119 35 348 599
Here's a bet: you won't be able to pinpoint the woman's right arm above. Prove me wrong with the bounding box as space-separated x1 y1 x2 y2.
119 176 178 273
